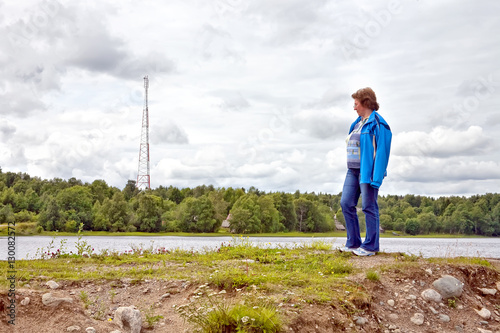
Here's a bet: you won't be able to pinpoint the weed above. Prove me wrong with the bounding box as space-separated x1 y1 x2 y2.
109 288 117 303
75 223 94 256
176 291 282 333
144 305 164 328
79 290 91 309
448 298 457 308
366 270 380 282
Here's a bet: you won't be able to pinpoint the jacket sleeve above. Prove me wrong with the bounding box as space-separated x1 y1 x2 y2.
370 123 392 189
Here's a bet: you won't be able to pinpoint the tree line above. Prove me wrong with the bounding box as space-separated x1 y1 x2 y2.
1 169 500 236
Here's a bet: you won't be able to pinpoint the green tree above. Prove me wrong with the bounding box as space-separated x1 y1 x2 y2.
229 194 261 234
56 186 93 230
133 194 163 232
272 192 297 231
405 218 420 235
177 196 218 233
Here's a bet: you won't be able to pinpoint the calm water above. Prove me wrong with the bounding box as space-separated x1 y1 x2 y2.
2 236 500 260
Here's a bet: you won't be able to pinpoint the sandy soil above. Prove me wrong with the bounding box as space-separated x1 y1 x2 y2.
1 256 500 333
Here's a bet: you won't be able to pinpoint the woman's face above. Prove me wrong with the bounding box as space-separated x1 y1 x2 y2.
353 99 370 118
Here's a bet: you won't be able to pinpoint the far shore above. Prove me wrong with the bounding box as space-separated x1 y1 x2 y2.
0 226 494 238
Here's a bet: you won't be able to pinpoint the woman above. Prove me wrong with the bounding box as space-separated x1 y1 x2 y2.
340 87 392 256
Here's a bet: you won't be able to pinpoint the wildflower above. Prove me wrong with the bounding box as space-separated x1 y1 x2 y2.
241 316 250 323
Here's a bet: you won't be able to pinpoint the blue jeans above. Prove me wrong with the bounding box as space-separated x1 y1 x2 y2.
340 168 380 252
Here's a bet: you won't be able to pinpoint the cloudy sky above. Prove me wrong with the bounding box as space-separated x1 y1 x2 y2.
1 0 499 197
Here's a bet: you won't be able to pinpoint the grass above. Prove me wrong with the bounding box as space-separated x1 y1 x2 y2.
1 234 495 332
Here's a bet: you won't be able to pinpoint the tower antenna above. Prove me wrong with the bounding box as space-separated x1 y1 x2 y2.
137 75 150 190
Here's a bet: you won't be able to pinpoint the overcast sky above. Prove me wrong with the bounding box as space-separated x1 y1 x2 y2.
1 0 499 197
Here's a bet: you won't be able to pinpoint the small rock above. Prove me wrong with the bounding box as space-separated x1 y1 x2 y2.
109 331 122 333
477 328 492 333
66 326 81 332
478 288 497 296
42 293 73 307
438 314 450 322
475 307 491 320
388 324 397 330
354 316 367 325
432 275 463 299
496 281 500 291
410 313 424 325
46 280 60 289
406 294 417 300
388 314 399 321
20 297 30 306
387 299 395 307
114 306 142 333
421 289 442 303
455 324 464 332
429 306 439 315
160 293 171 300
143 288 150 294
425 268 433 275
85 328 96 333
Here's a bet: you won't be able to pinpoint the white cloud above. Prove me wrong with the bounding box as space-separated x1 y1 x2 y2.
1 0 499 196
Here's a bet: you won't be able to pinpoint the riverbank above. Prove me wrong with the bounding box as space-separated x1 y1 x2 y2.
1 241 500 332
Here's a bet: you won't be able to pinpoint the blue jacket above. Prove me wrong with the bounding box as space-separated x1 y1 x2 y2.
348 111 392 189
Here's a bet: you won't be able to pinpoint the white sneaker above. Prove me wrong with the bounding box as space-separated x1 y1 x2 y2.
339 246 358 252
353 248 376 256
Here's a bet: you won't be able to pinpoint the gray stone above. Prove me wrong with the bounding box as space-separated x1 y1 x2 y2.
354 316 367 325
42 293 73 307
387 299 395 307
85 328 96 333
66 326 81 332
438 314 450 322
114 306 142 333
475 307 491 320
478 288 497 296
388 324 397 330
421 289 442 303
410 313 424 325
46 280 60 289
429 306 439 315
432 275 463 299
477 328 492 333
160 293 171 300
20 297 30 306
388 313 399 321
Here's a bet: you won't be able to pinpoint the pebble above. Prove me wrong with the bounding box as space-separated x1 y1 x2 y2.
46 280 60 289
85 328 96 333
478 288 497 296
387 299 395 307
20 297 30 306
388 313 399 321
496 281 500 291
388 324 397 330
354 316 367 326
421 289 442 303
429 306 439 315
410 313 424 325
438 314 450 322
477 328 492 333
66 326 81 332
475 307 491 320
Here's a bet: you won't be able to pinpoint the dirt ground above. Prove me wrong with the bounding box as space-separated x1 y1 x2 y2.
1 256 500 333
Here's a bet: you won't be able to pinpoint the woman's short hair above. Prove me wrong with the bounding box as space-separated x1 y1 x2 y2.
351 87 379 111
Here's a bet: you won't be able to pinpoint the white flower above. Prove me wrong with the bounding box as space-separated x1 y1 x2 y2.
241 316 250 323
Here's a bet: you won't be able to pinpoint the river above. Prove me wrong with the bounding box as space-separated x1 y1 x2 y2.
2 236 500 260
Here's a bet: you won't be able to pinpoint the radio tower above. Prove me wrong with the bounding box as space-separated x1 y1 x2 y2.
137 75 150 190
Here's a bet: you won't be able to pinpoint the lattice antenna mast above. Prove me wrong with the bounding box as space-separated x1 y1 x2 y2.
137 75 150 190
